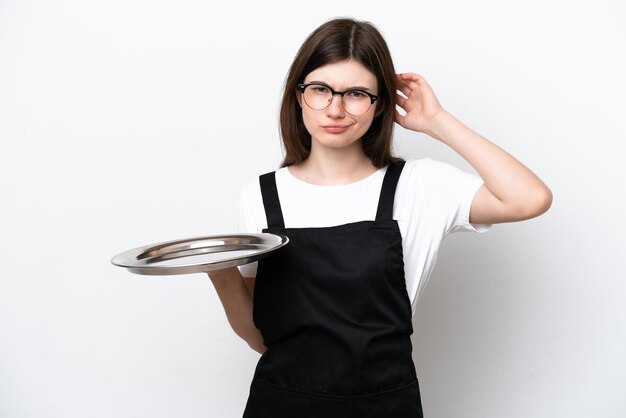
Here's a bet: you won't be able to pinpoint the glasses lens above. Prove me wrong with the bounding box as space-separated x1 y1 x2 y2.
342 90 372 116
302 85 373 116
302 85 332 110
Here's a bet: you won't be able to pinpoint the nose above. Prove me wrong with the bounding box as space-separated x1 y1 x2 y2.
325 94 345 117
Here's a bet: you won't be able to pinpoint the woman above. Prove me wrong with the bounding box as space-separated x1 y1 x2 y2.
209 18 552 417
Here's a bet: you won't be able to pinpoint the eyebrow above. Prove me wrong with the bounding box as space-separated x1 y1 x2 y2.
307 81 374 92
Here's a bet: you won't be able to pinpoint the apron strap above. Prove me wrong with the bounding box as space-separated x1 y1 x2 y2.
260 171 285 228
260 160 405 227
375 160 406 222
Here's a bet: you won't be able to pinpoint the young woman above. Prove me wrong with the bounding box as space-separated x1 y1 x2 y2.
209 18 552 418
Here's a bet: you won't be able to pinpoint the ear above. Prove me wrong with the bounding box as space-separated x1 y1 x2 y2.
374 101 384 117
296 89 303 108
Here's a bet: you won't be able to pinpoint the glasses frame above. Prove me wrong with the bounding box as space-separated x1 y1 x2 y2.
297 83 379 116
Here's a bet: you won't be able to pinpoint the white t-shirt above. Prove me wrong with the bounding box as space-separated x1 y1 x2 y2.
238 158 490 314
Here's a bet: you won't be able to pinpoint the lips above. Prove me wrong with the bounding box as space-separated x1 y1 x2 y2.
322 125 350 133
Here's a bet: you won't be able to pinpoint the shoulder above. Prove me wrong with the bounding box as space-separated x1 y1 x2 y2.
399 158 482 189
239 166 294 201
398 158 452 191
395 157 484 213
239 166 295 209
237 172 271 232
401 157 462 177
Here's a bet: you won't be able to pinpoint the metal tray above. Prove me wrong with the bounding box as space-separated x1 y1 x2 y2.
111 233 288 276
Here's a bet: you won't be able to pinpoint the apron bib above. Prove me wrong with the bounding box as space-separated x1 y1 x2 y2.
244 161 423 417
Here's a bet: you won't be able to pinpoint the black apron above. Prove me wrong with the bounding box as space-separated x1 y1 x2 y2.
243 161 423 417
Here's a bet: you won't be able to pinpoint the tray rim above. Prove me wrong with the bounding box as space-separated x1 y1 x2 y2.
111 233 288 276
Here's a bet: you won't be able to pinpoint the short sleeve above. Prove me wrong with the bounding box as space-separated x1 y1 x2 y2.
446 169 491 234
418 159 491 235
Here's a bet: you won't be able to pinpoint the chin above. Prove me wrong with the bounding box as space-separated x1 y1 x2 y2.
314 136 361 150
313 130 367 148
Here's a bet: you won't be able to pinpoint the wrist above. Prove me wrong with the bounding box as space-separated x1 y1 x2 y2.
425 111 459 143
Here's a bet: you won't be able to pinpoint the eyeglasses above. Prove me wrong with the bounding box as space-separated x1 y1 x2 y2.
297 83 378 116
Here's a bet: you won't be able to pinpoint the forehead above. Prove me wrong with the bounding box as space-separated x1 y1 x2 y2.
304 59 377 90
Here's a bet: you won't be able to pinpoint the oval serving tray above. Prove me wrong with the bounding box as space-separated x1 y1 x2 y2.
111 233 288 276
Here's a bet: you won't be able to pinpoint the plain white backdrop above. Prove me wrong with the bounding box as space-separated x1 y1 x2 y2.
1 0 624 417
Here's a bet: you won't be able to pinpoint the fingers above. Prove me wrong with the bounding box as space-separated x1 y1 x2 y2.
395 72 424 97
395 93 408 109
396 82 412 99
397 72 425 83
396 73 428 88
393 108 405 127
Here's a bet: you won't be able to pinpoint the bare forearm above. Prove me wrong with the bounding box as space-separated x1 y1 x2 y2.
208 267 266 354
427 111 552 220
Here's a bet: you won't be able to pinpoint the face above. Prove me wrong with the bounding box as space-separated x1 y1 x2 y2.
298 59 378 153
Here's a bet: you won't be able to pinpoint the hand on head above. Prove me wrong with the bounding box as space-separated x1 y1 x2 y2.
394 73 445 133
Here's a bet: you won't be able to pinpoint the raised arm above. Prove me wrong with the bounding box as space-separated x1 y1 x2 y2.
394 73 552 224
208 267 266 354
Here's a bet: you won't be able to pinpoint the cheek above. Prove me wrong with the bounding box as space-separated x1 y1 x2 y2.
356 120 374 136
355 112 376 133
301 108 315 132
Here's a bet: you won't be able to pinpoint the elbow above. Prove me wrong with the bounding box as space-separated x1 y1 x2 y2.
232 325 266 354
516 186 553 220
242 330 267 354
533 186 553 216
475 184 553 224
540 187 553 214
249 341 267 354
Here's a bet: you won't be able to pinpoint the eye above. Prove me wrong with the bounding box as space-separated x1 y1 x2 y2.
310 85 330 94
346 90 368 99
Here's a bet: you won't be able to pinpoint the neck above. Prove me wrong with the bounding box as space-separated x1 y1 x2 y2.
289 142 377 186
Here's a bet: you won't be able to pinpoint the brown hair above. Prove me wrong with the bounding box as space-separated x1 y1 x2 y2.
279 18 398 168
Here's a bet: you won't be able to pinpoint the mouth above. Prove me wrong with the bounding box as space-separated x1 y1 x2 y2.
321 125 350 133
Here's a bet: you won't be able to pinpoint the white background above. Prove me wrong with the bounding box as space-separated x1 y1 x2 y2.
1 0 625 417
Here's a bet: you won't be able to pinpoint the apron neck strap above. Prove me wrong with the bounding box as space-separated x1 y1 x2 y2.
259 159 406 228
375 160 406 222
260 171 286 228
